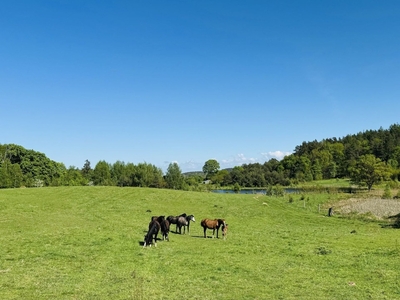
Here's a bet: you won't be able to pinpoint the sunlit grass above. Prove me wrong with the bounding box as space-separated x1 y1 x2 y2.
1 187 400 299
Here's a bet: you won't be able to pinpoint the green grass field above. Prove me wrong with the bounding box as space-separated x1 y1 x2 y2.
1 187 399 299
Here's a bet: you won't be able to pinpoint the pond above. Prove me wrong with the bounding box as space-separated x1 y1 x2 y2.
212 188 301 194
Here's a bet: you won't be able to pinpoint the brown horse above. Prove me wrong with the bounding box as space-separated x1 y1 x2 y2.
200 218 226 239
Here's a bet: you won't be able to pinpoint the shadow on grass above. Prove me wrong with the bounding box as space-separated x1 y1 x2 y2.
381 213 400 228
190 235 223 239
138 237 166 246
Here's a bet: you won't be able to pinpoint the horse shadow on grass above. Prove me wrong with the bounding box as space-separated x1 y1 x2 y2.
138 237 163 247
381 213 400 229
190 235 224 239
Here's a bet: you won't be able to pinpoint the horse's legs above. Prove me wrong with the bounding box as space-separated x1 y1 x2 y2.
203 226 207 238
212 228 215 238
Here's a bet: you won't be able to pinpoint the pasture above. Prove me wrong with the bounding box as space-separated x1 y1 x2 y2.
1 187 400 299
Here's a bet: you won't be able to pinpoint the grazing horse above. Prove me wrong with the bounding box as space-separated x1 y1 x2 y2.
176 214 195 235
151 216 170 241
167 213 186 233
151 215 165 223
143 220 161 247
160 219 170 241
200 218 226 239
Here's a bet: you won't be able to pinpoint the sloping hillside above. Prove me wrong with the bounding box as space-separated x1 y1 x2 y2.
0 187 399 299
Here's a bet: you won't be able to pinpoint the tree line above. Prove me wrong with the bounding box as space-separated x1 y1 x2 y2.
1 123 400 190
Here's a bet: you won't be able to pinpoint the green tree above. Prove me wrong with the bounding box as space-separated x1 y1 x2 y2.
233 182 241 193
227 166 245 186
132 162 164 188
0 159 23 188
81 159 93 181
349 154 391 191
211 169 229 185
202 159 220 179
165 162 184 189
185 174 204 187
61 166 87 186
111 161 131 187
93 160 112 186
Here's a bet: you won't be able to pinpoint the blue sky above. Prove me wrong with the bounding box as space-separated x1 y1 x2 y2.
1 1 400 173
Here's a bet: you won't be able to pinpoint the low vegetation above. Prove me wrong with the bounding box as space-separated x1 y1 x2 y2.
1 186 400 299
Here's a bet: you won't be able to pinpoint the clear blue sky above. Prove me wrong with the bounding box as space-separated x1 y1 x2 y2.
1 1 400 173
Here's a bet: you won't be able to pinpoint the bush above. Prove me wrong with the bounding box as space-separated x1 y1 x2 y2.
233 183 241 193
382 185 392 199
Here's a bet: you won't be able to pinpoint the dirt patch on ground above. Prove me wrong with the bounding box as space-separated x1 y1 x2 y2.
336 198 400 219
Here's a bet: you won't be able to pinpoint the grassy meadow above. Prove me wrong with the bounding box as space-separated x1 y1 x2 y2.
1 186 400 299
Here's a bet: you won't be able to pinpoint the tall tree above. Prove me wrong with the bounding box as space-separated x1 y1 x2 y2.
165 162 184 189
349 154 391 191
110 161 131 186
93 160 112 186
132 162 164 188
202 159 220 179
81 159 93 181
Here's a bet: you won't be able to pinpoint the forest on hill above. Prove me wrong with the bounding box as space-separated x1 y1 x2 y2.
1 123 400 190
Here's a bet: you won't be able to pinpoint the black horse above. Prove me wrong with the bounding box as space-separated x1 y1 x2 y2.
150 216 170 241
143 220 160 247
176 214 195 235
167 213 186 233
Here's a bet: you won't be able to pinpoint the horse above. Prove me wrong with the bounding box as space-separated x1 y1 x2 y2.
176 214 195 235
150 216 169 241
143 219 161 247
221 223 228 240
151 215 165 223
200 218 226 239
160 218 170 241
167 213 186 233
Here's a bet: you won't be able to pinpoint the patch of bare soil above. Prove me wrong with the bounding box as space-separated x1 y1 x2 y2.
336 198 400 219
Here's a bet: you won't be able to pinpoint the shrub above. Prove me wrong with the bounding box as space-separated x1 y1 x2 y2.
382 185 392 199
233 183 241 193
